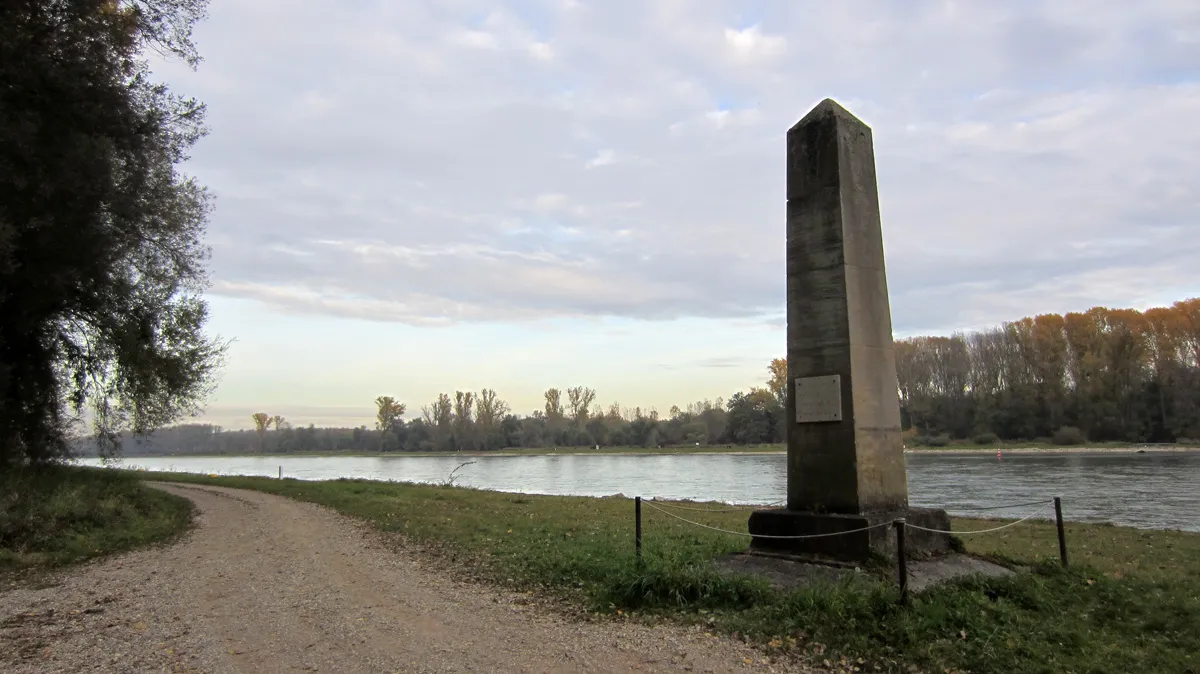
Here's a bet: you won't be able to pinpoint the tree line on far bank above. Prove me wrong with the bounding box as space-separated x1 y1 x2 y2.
74 298 1200 457
81 390 763 456
896 298 1200 446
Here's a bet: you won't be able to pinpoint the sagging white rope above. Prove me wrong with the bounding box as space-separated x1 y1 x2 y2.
904 500 1054 535
641 500 894 540
648 503 755 513
949 499 1052 512
648 498 784 513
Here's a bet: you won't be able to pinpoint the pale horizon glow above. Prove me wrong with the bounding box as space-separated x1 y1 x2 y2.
147 1 1198 431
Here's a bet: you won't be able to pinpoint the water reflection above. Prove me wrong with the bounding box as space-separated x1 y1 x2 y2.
84 450 1200 533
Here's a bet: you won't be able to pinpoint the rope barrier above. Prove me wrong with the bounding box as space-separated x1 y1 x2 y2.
647 498 784 513
945 499 1053 512
641 500 895 539
648 496 1050 515
642 497 1058 539
904 501 1054 535
636 494 1071 606
647 501 754 513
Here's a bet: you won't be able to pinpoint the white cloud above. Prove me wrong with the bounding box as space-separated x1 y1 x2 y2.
450 29 500 50
156 0 1200 338
530 193 570 211
723 24 787 62
585 149 616 168
528 41 554 60
703 107 762 130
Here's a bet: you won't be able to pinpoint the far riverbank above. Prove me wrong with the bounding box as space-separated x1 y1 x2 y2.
907 445 1200 455
97 442 1200 460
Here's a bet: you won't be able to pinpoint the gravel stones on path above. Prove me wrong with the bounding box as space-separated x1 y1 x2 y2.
2 483 830 673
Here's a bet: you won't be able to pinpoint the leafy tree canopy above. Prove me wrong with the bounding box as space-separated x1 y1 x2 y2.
0 0 224 464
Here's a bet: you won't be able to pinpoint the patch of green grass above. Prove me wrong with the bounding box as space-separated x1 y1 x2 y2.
725 561 1199 673
0 465 193 571
956 515 1200 584
139 471 1200 674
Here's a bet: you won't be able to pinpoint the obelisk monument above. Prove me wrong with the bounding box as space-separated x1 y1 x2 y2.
747 99 951 560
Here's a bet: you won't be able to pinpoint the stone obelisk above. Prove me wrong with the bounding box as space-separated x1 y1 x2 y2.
747 99 950 561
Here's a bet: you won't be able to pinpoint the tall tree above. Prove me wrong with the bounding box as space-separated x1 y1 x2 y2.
474 388 509 450
767 358 787 406
543 388 564 421
425 393 453 451
0 0 225 464
374 396 406 433
452 390 475 451
725 389 781 444
251 412 270 452
566 386 596 425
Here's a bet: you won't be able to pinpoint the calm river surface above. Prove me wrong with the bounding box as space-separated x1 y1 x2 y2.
84 451 1200 533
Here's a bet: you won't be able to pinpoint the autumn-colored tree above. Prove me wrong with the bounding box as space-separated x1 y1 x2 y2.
891 298 1200 443
252 412 270 452
1030 313 1070 433
1171 298 1200 436
375 396 406 432
271 415 287 431
1175 298 1200 367
767 358 787 406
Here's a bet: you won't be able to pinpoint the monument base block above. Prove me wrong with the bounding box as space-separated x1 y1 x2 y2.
747 507 952 562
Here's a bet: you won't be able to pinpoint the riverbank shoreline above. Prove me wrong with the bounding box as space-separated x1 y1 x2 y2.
87 444 1200 460
906 445 1200 455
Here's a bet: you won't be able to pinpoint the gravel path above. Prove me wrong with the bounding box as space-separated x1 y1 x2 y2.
1 483 828 673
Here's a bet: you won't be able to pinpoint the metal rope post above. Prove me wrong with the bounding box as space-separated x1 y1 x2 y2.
635 496 643 566
1054 497 1068 568
895 518 908 605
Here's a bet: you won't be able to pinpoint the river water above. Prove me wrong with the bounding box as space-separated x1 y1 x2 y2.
83 451 1200 533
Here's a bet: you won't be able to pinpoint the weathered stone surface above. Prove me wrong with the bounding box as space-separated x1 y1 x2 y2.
750 97 951 560
747 507 952 561
783 97 909 515
714 550 1012 593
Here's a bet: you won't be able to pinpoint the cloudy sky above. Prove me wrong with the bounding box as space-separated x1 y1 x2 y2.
154 0 1200 430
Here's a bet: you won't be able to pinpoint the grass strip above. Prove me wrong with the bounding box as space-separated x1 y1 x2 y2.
1 465 193 572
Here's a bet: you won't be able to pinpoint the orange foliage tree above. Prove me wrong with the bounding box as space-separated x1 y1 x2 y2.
892 299 1200 443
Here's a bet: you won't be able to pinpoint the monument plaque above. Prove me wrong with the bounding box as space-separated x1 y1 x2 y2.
746 98 952 561
794 375 841 423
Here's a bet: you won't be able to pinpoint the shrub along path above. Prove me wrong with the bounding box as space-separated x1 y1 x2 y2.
0 483 817 674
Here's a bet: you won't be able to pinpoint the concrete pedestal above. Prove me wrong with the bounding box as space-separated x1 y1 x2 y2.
747 507 953 562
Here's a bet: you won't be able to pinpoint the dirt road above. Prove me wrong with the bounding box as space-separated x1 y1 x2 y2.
1 483 820 673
